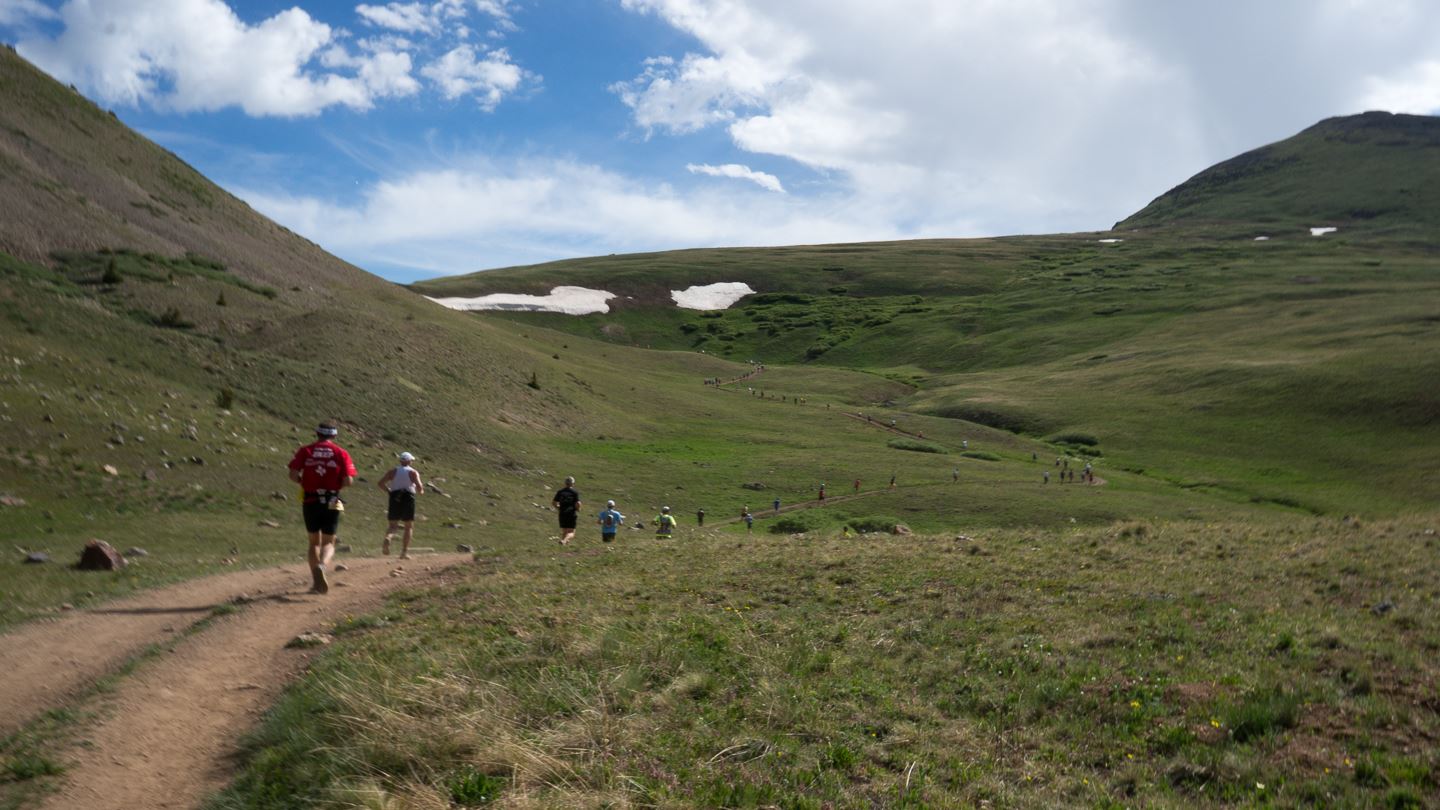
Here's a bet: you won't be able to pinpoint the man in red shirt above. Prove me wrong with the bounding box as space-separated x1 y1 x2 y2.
287 421 357 594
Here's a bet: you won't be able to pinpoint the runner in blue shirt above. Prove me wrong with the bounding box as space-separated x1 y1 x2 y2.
597 500 625 543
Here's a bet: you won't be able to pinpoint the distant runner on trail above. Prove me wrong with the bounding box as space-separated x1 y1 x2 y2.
952 467 959 483
853 478 861 493
597 500 625 543
773 497 781 514
742 507 754 532
288 421 356 595
552 476 582 545
818 482 826 501
377 451 424 559
1043 470 1050 484
656 506 677 537
697 507 706 527
889 474 897 490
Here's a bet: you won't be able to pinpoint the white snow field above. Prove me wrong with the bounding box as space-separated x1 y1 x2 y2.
671 282 756 310
1097 238 1124 244
1310 227 1338 236
428 286 616 315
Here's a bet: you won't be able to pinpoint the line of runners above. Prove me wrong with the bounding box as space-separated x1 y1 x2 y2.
287 406 1101 591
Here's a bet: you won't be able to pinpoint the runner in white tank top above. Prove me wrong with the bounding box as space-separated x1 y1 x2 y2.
377 453 424 558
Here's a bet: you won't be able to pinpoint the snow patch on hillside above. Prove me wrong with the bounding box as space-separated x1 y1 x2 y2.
1309 226 1338 236
671 282 756 310
1097 238 1124 243
429 286 616 315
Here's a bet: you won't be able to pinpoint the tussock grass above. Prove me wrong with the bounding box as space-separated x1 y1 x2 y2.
214 514 1440 807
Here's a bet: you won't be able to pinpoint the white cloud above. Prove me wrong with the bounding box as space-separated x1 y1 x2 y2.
687 162 784 192
16 0 421 116
616 0 1440 236
420 44 525 108
1361 60 1440 113
356 2 436 34
237 156 934 274
0 0 57 26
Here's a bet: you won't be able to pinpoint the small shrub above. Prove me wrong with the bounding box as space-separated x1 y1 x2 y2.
3 754 64 781
101 258 121 284
215 388 235 409
155 307 193 329
847 516 902 534
216 291 227 306
1224 687 1301 743
961 450 1000 461
770 512 827 535
1050 432 1099 446
527 371 540 390
449 768 506 804
888 438 945 454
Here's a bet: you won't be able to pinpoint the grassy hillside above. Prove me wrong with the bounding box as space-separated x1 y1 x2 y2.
213 515 1440 809
3 45 1438 809
1118 112 1440 237
411 128 1440 518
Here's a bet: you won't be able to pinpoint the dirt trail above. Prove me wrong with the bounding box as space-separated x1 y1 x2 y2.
3 554 468 810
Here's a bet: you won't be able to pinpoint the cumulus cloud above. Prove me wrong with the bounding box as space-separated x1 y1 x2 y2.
16 0 419 116
1361 60 1440 113
237 156 928 274
0 0 57 26
616 0 1440 236
356 2 437 34
13 0 532 117
687 162 784 192
421 44 526 108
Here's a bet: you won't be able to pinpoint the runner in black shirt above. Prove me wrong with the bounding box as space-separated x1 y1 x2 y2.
552 476 582 545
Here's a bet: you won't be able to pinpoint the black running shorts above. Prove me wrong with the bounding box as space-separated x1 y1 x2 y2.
557 510 578 530
303 501 340 535
387 490 416 521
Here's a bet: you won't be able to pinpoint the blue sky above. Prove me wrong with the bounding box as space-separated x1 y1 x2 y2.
3 0 1440 282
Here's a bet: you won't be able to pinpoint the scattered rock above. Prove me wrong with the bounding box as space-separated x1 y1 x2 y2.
741 482 768 491
231 593 253 605
335 544 352 553
123 547 149 558
258 519 281 529
60 603 74 611
142 469 159 482
109 435 125 446
270 491 288 501
456 544 473 553
0 494 27 507
189 456 205 465
286 632 333 649
891 524 913 536
1371 600 1396 616
333 563 350 572
76 539 127 571
446 522 462 529
389 569 403 577
24 552 49 564
102 464 119 476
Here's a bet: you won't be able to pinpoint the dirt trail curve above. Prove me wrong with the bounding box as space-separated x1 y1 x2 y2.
0 554 469 810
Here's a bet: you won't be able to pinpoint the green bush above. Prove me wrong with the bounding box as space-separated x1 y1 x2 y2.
888 438 945 454
155 307 193 329
449 769 506 804
215 388 235 409
770 512 827 534
961 451 1000 461
1050 432 1099 446
1224 687 1301 743
847 516 901 534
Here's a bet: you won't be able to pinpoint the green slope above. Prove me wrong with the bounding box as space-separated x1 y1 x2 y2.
409 117 1440 516
1118 111 1440 237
